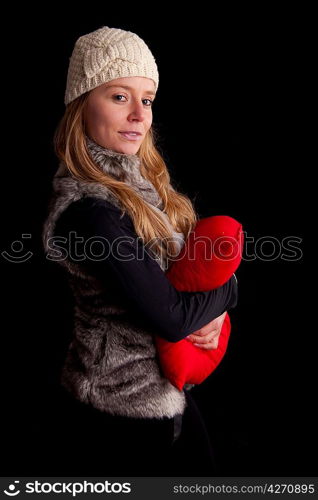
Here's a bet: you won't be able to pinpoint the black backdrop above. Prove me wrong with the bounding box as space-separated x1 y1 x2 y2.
2 6 314 476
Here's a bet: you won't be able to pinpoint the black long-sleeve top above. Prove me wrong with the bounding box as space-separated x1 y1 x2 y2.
54 197 238 343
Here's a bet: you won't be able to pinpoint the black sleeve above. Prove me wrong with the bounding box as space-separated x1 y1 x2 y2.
54 197 238 343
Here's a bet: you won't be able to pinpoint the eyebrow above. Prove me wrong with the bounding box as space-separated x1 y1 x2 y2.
104 84 156 96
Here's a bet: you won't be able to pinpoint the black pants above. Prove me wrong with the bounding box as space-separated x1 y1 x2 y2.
50 388 216 477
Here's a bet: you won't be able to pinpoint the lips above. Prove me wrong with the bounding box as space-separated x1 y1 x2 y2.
119 131 142 135
119 131 142 141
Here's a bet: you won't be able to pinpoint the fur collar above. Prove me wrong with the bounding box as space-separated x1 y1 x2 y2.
85 136 164 210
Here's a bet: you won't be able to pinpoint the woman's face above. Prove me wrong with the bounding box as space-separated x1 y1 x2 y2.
84 76 156 155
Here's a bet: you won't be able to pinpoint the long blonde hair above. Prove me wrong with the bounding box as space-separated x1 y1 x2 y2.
53 93 198 263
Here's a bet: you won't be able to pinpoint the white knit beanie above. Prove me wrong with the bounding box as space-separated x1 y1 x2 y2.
64 26 159 105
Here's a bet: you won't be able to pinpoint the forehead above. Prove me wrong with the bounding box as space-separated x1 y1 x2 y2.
102 77 156 95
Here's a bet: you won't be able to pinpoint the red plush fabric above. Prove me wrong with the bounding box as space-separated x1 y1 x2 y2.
155 215 244 391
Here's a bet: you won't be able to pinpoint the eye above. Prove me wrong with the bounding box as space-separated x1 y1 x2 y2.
113 94 153 107
143 98 154 107
113 94 127 102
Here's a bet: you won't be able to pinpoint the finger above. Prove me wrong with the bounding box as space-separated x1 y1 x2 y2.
187 331 220 343
187 329 218 339
194 336 219 348
194 341 219 350
196 327 219 337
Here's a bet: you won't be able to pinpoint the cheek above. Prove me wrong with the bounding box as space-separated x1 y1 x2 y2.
96 108 126 132
86 101 112 130
95 109 112 128
145 114 153 131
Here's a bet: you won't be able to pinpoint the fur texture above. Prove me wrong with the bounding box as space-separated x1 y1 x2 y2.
42 138 188 418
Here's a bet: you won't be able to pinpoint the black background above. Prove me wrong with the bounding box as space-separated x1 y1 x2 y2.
2 6 315 476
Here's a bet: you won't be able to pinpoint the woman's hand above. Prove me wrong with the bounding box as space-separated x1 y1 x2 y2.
186 311 227 350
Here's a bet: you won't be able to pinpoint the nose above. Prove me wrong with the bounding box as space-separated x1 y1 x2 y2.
127 99 146 122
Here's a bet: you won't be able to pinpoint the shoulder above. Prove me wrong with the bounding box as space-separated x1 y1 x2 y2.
56 196 135 236
65 196 123 214
62 196 130 222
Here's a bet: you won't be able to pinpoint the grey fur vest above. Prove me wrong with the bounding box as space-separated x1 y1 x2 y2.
42 137 189 419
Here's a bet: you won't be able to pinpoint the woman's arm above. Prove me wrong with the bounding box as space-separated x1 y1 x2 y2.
54 197 238 343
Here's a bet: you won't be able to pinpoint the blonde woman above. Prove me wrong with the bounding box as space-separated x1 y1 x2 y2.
42 26 238 476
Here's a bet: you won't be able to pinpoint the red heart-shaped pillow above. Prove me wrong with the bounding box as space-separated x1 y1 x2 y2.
155 215 244 390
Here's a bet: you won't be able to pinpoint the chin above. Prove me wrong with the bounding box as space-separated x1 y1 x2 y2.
117 144 140 155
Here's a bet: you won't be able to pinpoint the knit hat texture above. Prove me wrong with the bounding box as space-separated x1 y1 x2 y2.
64 26 159 105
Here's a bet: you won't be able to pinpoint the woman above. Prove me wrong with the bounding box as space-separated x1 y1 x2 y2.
42 26 238 476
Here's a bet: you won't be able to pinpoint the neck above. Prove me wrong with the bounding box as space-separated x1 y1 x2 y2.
85 135 163 209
